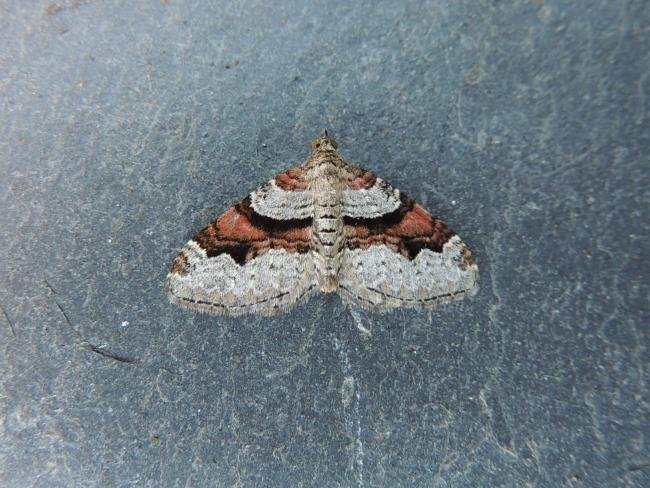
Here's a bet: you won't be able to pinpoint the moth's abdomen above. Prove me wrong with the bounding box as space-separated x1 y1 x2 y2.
313 209 343 292
309 165 345 292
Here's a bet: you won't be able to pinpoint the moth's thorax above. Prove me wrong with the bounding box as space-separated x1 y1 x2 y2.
305 148 346 169
306 153 347 292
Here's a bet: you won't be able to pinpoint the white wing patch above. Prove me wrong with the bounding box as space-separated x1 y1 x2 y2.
166 242 317 316
338 236 479 310
249 180 313 220
342 178 401 218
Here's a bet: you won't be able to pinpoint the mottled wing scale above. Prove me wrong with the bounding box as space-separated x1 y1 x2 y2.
339 166 479 310
166 167 317 315
341 167 402 218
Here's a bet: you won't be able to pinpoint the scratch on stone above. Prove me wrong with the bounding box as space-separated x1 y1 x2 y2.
584 391 606 449
432 452 460 485
479 387 516 456
341 376 355 408
1 304 16 337
57 299 79 332
488 231 504 332
540 146 600 178
636 70 648 126
334 338 365 487
354 388 364 487
45 278 137 365
146 64 154 93
265 322 315 379
43 278 56 295
81 342 137 364
478 388 491 415
349 307 372 337
456 89 465 130
159 366 182 376
45 279 83 338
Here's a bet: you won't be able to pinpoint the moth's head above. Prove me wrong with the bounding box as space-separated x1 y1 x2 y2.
311 130 338 152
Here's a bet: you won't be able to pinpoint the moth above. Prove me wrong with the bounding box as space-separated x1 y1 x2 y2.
166 131 478 315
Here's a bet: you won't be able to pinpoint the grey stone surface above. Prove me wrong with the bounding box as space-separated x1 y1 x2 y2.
0 1 648 486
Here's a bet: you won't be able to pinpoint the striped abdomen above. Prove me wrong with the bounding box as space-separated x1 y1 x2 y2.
310 162 345 292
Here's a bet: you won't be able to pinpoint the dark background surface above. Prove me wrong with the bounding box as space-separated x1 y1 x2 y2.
1 1 648 486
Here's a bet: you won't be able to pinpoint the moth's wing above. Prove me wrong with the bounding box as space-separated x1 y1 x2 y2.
166 167 317 316
339 167 478 310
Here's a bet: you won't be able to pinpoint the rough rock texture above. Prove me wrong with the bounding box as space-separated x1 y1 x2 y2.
0 1 648 486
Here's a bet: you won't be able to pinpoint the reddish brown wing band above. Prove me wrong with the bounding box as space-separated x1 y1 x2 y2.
193 197 312 265
343 193 458 260
191 167 313 265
